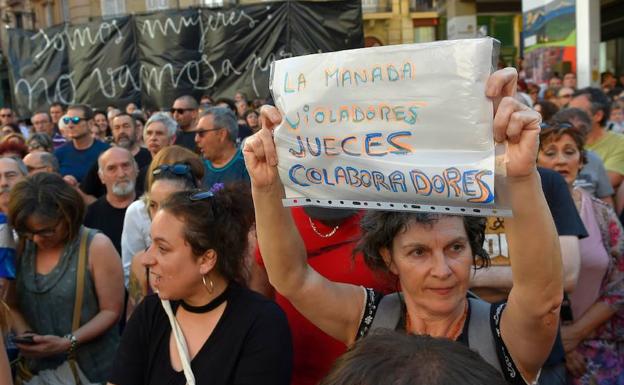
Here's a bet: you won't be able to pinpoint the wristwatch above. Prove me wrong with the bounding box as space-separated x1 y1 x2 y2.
63 333 78 355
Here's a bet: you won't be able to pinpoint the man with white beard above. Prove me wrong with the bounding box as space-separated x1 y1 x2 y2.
84 147 138 255
80 113 151 203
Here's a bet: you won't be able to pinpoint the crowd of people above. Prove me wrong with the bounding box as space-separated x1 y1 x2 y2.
0 64 619 385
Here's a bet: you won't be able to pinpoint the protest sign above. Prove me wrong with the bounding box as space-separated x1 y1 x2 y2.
271 38 510 216
7 1 363 117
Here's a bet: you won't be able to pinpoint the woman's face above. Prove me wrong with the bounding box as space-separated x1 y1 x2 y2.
148 180 185 219
144 209 214 300
246 112 259 131
24 215 67 250
383 216 472 317
537 134 582 185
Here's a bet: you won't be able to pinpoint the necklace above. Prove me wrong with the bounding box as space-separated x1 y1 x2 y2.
308 217 339 238
405 301 468 341
180 284 230 314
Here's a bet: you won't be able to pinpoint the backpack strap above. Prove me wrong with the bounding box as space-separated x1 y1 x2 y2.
467 297 502 373
369 292 402 331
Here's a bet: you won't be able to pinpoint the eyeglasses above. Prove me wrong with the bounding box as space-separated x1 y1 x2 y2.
170 108 195 115
152 163 191 177
189 190 214 201
62 116 86 125
19 222 59 239
194 127 222 137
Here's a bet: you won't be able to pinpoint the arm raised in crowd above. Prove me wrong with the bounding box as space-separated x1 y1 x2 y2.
488 68 564 380
243 107 365 346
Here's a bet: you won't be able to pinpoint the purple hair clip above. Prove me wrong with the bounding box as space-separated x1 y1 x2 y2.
209 183 225 193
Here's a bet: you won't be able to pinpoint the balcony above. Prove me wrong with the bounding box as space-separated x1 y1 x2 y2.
409 0 435 12
362 0 392 14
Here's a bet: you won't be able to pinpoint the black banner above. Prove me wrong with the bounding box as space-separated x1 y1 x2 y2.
6 1 363 117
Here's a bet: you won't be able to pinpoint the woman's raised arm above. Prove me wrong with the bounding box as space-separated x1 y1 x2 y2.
243 107 364 345
490 68 563 381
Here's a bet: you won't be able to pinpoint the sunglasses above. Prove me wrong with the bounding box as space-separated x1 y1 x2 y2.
170 108 195 115
152 163 191 176
559 94 573 98
189 190 214 201
195 127 222 137
62 116 86 125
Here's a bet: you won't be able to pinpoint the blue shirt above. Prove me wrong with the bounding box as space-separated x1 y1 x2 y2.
202 148 250 189
54 140 110 182
0 213 16 279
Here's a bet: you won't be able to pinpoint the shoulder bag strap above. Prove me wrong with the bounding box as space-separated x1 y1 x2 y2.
161 299 196 385
370 292 402 331
467 297 502 372
72 229 89 332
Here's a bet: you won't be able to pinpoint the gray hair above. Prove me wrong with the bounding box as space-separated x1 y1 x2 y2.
0 156 28 176
553 108 592 135
144 112 178 139
38 152 60 173
27 133 54 152
199 107 238 143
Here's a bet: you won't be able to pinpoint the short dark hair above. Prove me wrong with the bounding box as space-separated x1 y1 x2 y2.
356 212 489 275
9 172 85 243
112 112 136 131
49 102 66 111
160 184 254 285
67 104 94 120
572 87 611 126
320 329 508 385
534 101 559 122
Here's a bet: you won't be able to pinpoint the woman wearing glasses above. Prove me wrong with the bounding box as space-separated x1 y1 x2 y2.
109 185 292 385
7 172 124 383
537 121 624 384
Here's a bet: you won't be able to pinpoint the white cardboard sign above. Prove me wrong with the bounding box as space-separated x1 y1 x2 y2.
270 38 505 216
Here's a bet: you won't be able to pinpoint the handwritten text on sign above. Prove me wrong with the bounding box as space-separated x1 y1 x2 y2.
271 38 497 210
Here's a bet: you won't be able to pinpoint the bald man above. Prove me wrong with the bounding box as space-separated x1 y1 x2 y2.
83 147 138 254
23 151 59 174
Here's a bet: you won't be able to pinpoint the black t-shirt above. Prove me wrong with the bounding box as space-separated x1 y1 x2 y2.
174 130 197 152
83 196 131 255
538 167 588 238
80 147 152 199
109 285 293 385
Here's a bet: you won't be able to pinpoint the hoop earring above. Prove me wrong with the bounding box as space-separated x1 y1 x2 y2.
202 274 214 294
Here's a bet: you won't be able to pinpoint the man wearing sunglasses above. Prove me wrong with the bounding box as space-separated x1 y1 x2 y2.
170 95 199 151
53 104 110 185
194 107 249 189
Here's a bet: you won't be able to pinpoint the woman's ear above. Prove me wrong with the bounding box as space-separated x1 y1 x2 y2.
198 249 217 275
380 247 398 275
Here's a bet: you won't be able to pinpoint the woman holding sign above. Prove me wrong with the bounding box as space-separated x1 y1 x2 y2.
244 68 562 385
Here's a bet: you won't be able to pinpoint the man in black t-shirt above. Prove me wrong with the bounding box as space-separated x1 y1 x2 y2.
80 113 151 203
84 147 138 255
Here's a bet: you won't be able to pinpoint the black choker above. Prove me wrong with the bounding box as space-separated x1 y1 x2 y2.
180 284 230 314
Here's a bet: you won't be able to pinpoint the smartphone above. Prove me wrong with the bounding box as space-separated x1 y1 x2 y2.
13 335 36 345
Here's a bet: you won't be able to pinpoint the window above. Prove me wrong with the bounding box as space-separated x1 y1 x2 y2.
101 0 126 18
200 0 237 8
146 0 170 11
